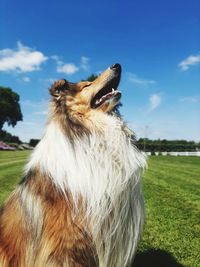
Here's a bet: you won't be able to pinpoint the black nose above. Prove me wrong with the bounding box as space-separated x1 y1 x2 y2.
110 63 121 71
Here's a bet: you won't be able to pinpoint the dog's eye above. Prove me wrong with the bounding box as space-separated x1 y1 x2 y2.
55 88 65 94
83 83 92 88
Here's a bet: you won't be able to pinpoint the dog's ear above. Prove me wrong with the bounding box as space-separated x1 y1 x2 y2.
49 79 69 99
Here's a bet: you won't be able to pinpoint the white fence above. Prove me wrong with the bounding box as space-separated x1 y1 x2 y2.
146 151 200 156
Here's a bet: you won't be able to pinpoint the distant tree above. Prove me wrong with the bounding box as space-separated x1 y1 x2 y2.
29 139 40 147
86 74 98 82
0 87 23 130
136 138 199 152
0 130 22 144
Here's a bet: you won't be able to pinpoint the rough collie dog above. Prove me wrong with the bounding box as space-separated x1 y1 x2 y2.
0 64 146 267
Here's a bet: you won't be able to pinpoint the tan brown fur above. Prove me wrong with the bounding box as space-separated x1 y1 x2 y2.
0 169 98 267
0 192 29 266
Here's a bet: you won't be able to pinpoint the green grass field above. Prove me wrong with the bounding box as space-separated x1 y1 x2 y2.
0 151 199 267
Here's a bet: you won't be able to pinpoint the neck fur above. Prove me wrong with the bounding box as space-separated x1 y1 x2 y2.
25 113 147 267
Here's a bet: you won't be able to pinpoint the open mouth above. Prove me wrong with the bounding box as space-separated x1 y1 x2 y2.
91 80 121 109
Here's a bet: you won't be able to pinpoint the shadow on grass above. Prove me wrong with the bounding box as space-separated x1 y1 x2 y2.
132 249 185 267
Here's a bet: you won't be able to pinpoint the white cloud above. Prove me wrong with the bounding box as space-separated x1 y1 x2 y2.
178 53 200 71
34 110 48 115
180 96 200 103
52 55 79 75
51 55 61 63
57 63 79 75
128 72 156 86
39 78 57 87
149 94 161 111
0 41 48 73
80 56 90 70
52 55 89 74
47 78 56 83
22 76 31 82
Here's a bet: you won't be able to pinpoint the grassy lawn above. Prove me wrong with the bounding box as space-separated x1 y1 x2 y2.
0 151 199 267
0 151 30 203
136 156 200 267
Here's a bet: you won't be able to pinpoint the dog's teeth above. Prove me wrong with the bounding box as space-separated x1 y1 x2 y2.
96 98 103 105
112 88 115 93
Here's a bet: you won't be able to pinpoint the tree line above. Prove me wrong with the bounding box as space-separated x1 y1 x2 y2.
136 138 200 152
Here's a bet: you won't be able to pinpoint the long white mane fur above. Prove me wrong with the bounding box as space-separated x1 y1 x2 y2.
25 112 147 267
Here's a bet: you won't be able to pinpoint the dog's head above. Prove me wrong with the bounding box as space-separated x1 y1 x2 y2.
49 64 121 118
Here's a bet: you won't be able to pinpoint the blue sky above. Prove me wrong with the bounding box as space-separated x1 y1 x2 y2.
0 0 200 142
